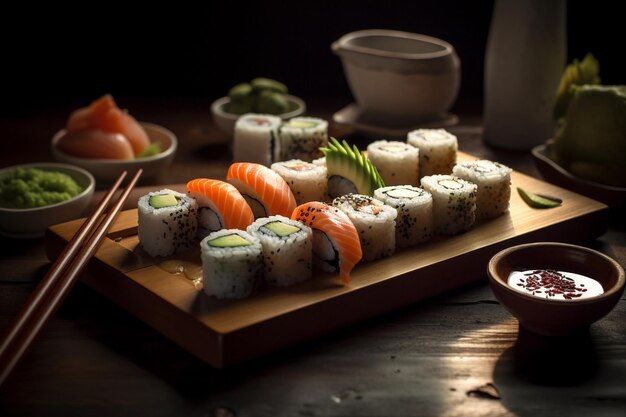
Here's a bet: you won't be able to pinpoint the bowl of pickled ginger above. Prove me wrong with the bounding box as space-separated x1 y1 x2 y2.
51 95 177 186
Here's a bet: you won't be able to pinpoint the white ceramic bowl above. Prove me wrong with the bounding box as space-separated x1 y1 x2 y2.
211 95 306 136
51 122 177 186
332 29 460 125
0 162 95 239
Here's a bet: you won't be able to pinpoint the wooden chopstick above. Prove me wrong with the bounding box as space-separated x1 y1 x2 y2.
0 169 142 387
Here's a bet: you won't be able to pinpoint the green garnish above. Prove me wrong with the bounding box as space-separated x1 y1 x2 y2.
320 137 385 196
553 53 601 121
517 187 562 208
227 78 290 115
136 143 161 158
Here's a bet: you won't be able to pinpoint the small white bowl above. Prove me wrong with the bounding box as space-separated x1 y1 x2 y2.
51 122 177 186
332 29 460 125
0 162 95 239
211 95 306 136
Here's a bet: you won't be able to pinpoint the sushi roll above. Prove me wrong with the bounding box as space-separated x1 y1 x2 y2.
452 160 512 219
138 189 198 257
332 194 397 262
366 140 420 186
407 129 458 178
247 215 313 286
374 185 433 248
271 159 328 205
420 175 477 235
233 113 281 166
200 229 262 299
227 162 297 219
276 117 328 162
291 202 362 284
186 178 254 239
321 138 385 199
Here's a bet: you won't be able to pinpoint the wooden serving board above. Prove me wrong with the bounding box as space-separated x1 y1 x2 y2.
44 152 609 368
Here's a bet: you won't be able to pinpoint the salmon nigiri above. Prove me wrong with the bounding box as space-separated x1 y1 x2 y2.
187 178 254 239
65 94 150 156
291 202 362 284
227 162 297 219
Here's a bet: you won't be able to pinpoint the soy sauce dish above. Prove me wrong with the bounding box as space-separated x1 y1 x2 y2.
488 242 625 336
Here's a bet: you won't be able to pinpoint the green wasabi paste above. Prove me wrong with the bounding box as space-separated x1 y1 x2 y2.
0 167 84 209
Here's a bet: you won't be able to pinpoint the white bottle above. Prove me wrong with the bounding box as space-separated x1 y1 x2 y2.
483 0 566 150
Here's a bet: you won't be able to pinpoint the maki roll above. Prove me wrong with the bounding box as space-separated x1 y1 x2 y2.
200 229 262 299
374 185 433 248
187 178 254 239
452 160 512 219
138 189 198 257
233 114 281 166
247 215 313 286
366 140 419 186
332 194 397 262
227 162 297 219
291 202 362 284
420 175 477 235
321 138 385 200
276 117 328 162
407 129 458 178
271 159 328 204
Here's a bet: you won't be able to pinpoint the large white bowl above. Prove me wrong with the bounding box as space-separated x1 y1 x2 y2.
332 29 460 125
211 95 306 136
0 162 95 239
51 122 177 186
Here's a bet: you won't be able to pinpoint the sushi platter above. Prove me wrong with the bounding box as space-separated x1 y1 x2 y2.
44 152 608 368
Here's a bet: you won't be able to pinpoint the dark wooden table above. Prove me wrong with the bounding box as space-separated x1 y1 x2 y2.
1 98 625 417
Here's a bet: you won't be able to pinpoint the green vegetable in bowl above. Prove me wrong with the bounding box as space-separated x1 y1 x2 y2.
0 167 84 209
550 85 626 187
227 78 290 115
553 53 601 121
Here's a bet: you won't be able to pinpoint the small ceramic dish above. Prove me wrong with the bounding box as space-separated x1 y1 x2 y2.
332 29 460 125
0 162 95 239
488 242 625 336
211 95 306 136
532 141 626 209
51 122 177 186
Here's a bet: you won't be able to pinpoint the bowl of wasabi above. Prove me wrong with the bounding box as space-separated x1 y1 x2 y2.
211 78 306 136
0 162 95 239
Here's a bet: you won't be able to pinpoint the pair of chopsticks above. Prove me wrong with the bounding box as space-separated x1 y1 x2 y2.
0 169 142 387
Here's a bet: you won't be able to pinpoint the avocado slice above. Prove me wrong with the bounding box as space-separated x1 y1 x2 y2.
386 187 421 199
287 120 318 129
149 193 178 208
517 187 562 208
321 137 385 196
264 221 300 237
207 234 252 248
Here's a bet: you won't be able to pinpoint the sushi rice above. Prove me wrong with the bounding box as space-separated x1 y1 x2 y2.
200 229 262 299
367 140 419 186
233 113 281 166
276 117 328 162
138 189 198 257
374 185 433 248
333 194 397 261
407 129 458 179
452 160 512 219
420 175 477 235
247 215 313 286
271 159 328 205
